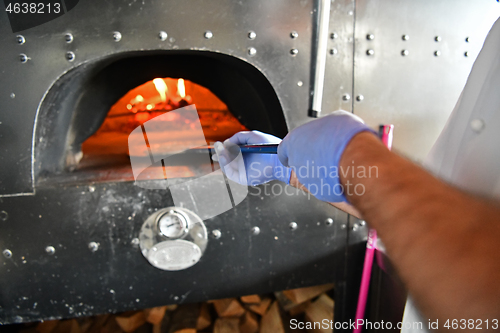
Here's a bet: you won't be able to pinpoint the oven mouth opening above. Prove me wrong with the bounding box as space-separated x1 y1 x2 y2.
78 77 248 182
34 50 287 187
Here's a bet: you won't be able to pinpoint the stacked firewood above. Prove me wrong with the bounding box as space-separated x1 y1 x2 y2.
20 283 334 333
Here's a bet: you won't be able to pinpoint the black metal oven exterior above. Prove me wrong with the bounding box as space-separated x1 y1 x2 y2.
1 0 497 328
0 0 366 326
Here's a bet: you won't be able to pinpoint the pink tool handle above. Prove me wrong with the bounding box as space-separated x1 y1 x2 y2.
380 124 394 150
353 124 394 333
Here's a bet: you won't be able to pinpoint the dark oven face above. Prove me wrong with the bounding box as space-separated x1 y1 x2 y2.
0 1 352 323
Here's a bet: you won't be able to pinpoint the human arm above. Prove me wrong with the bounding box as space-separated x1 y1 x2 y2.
337 131 500 327
278 111 500 328
220 112 500 326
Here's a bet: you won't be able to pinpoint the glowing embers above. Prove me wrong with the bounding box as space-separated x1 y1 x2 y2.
80 78 247 179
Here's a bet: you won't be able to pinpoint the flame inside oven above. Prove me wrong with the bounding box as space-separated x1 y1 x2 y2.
80 78 248 179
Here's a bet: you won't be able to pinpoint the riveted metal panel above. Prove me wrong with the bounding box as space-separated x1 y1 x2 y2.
0 0 322 195
353 0 500 161
0 0 362 324
322 0 356 116
0 181 349 324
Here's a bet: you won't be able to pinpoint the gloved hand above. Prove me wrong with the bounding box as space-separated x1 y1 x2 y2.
278 110 377 202
214 131 291 186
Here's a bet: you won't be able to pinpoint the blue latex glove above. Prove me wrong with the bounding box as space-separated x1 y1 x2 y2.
214 131 291 186
278 110 377 202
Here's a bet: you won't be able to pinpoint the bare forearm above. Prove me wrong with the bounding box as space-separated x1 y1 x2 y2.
340 132 500 326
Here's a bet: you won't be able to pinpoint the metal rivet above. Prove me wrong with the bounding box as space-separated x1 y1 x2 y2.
290 31 299 39
401 49 409 56
470 118 485 133
248 31 256 40
212 229 221 239
402 34 409 41
247 47 257 56
290 48 299 56
16 35 25 44
10 93 15 99
0 211 8 221
356 95 364 102
66 51 75 62
330 32 338 39
465 37 470 43
434 51 441 57
297 81 303 87
325 218 333 226
289 222 298 230
3 249 12 259
352 223 359 231
366 49 374 56
88 242 99 252
204 30 213 39
251 226 260 235
342 94 351 101
464 51 469 57
19 54 28 63
113 31 122 42
329 48 338 55
131 238 140 246
45 246 55 255
435 36 442 42
340 224 347 230
158 31 168 41
65 33 73 43
366 34 375 40
359 220 366 226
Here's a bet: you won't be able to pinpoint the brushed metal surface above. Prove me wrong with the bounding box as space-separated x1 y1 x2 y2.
323 0 355 116
353 0 500 161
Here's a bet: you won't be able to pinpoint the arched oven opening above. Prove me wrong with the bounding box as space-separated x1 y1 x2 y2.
34 51 287 185
80 77 248 179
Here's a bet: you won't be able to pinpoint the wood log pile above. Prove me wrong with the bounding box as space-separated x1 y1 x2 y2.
15 283 334 333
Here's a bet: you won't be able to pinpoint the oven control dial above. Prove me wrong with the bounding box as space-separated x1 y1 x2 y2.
158 210 188 239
